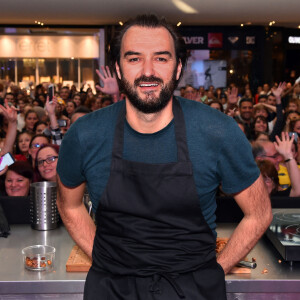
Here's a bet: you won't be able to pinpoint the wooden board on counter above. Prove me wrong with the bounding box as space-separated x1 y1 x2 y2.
66 239 252 273
66 245 92 272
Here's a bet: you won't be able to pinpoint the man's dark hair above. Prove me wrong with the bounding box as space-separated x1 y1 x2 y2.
238 98 253 108
109 14 187 84
267 93 275 98
258 94 267 101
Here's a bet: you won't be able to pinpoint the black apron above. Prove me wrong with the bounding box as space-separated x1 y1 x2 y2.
84 98 227 299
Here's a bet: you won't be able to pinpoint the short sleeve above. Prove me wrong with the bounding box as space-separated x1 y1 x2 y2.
57 124 85 187
216 119 260 194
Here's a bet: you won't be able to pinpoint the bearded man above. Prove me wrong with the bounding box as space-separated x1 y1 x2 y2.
57 15 272 300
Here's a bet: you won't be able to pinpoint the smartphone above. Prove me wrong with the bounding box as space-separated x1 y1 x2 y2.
289 132 298 143
48 84 55 102
0 152 15 171
57 119 67 127
42 127 52 137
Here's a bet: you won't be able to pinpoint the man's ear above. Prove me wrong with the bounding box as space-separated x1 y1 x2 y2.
115 62 121 80
176 59 183 81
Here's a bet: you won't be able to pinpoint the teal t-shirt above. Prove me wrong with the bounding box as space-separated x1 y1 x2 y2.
57 97 260 235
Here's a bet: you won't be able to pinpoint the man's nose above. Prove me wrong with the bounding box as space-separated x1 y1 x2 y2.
142 59 154 77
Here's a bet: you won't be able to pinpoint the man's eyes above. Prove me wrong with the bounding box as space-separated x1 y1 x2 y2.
127 57 168 63
128 57 140 62
156 57 168 62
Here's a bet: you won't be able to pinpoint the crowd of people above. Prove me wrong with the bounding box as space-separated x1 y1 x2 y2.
0 64 299 199
0 66 120 196
181 80 300 197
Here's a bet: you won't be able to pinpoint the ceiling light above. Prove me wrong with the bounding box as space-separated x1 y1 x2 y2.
119 21 123 26
172 0 198 14
298 25 300 29
241 24 244 27
177 22 182 27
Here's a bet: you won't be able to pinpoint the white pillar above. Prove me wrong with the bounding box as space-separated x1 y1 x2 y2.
78 58 81 90
14 58 17 85
35 59 39 85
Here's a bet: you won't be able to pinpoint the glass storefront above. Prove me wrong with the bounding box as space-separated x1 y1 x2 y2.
0 58 99 90
0 30 103 91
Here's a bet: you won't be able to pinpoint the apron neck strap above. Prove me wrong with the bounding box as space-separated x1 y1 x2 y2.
112 97 189 162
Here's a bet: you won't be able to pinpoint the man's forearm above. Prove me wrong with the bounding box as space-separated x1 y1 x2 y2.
217 175 272 274
58 201 96 258
217 215 269 274
56 177 96 259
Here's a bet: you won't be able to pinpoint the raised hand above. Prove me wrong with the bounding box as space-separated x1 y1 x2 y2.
274 132 294 160
96 66 119 96
272 82 286 99
0 99 18 124
45 96 57 116
227 87 238 105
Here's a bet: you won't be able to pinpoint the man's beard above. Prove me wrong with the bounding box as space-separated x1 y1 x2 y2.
119 69 178 114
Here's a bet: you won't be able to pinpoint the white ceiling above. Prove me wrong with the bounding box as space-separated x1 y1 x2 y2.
1 0 300 28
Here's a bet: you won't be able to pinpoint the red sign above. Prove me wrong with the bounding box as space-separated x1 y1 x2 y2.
208 33 223 48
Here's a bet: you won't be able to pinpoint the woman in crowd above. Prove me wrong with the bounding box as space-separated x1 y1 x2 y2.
65 101 77 119
14 131 34 161
4 161 33 196
289 117 300 135
251 116 269 140
257 159 300 197
22 109 39 133
28 134 50 168
35 144 59 182
33 121 49 135
72 93 82 107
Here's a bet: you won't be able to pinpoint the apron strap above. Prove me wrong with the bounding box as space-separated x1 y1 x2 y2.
149 273 186 299
112 97 190 162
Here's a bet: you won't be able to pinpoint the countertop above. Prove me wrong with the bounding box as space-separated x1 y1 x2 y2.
1 221 300 297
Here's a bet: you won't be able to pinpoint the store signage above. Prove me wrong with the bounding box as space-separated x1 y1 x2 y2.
208 33 223 48
183 36 205 45
246 36 256 45
228 36 239 44
288 36 300 44
0 35 99 58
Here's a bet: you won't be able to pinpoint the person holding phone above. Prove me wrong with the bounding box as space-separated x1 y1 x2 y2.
56 15 272 300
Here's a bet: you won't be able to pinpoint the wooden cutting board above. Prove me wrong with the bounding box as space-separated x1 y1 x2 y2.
66 245 92 272
66 239 251 273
